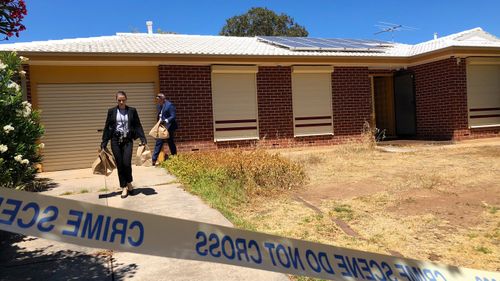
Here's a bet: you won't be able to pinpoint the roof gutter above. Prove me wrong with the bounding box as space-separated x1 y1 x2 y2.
18 46 500 68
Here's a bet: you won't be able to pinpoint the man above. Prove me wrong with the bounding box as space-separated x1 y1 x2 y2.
152 93 177 166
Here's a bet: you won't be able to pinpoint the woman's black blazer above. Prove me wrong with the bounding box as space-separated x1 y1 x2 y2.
101 106 146 148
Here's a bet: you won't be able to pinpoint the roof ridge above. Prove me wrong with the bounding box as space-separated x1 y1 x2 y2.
115 32 256 39
0 34 119 46
413 27 484 46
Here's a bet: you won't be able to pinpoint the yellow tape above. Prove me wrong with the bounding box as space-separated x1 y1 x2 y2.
0 188 498 280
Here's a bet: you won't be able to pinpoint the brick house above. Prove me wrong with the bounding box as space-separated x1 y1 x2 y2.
1 27 499 171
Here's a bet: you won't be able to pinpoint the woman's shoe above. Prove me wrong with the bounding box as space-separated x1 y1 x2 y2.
121 188 128 199
126 182 133 191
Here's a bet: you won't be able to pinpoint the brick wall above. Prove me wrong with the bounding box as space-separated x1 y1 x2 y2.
369 69 394 76
332 67 373 137
254 66 372 148
158 65 215 151
158 65 373 151
411 58 499 140
256 66 294 140
411 58 469 140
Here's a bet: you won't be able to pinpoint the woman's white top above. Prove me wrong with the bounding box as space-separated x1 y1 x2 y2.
116 108 129 135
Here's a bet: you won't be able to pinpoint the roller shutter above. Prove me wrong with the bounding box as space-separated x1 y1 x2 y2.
211 66 259 141
37 83 156 171
292 66 334 136
467 62 500 128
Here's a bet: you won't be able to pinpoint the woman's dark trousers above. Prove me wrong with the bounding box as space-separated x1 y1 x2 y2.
111 137 133 188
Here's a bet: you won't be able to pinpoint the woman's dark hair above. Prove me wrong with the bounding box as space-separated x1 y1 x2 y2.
116 91 127 99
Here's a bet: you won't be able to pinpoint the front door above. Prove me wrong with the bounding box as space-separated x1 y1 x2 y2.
394 72 416 136
373 76 396 137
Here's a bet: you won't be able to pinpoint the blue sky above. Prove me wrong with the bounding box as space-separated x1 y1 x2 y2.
5 0 500 44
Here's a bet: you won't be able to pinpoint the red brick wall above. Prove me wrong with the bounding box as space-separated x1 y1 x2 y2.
257 66 294 139
158 65 374 151
411 58 469 140
158 65 215 151
467 127 500 139
411 58 499 140
332 67 373 136
254 66 372 148
369 69 394 76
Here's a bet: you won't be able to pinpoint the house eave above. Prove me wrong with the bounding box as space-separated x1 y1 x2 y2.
17 45 500 68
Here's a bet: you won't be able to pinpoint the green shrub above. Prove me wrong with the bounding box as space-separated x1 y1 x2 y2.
0 52 44 189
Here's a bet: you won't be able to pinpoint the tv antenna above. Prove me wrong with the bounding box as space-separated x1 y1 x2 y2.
374 22 418 42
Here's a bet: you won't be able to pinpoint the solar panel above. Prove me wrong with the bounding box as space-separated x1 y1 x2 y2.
257 36 392 52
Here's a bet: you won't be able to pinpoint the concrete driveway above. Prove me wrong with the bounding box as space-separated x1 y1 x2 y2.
0 166 289 281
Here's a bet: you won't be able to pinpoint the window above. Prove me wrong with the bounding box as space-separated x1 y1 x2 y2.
211 66 259 141
467 58 500 128
292 66 334 136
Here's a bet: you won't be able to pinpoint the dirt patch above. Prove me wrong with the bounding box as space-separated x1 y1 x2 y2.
388 187 500 228
297 181 500 229
295 180 387 204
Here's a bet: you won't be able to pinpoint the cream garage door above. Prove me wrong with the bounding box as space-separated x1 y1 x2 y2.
37 83 156 171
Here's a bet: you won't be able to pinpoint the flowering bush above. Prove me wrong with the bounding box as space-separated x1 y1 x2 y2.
0 0 27 40
0 52 44 188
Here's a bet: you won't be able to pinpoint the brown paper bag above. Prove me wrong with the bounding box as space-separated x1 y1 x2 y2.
92 148 116 176
148 120 169 139
135 144 152 167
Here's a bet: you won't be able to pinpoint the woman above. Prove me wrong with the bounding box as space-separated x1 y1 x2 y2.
101 91 147 198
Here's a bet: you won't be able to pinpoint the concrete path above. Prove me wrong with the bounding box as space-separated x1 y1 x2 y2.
0 166 289 281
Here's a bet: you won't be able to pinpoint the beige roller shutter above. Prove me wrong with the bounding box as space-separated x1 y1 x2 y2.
292 66 334 136
211 66 259 141
466 63 500 128
37 83 156 171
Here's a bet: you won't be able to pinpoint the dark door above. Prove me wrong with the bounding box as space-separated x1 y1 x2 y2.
394 72 416 136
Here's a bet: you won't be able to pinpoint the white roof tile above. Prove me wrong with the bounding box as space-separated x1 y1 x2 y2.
0 28 498 58
408 27 500 56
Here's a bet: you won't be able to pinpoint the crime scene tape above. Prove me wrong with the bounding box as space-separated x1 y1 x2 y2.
0 188 498 281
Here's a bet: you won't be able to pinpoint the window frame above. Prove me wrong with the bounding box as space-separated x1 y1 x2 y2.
211 65 260 142
291 66 335 137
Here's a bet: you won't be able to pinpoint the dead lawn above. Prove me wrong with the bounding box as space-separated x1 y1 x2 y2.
237 141 500 276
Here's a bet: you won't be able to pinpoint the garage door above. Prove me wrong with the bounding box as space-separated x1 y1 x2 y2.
37 83 156 171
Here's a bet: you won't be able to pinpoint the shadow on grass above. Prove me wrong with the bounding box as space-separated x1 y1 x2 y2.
0 231 138 281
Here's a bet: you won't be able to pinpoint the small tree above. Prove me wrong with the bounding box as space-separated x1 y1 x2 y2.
220 7 308 37
0 0 27 40
0 52 44 188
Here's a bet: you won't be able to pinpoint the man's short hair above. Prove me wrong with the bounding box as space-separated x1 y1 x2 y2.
156 93 166 99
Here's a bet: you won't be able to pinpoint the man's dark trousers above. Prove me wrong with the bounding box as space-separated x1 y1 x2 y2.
153 129 177 163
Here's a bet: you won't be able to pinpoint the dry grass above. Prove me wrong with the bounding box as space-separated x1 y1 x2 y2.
165 139 500 277
162 148 307 228
164 148 307 195
244 141 500 275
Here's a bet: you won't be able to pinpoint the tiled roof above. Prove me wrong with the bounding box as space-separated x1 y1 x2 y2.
0 27 498 58
408 27 500 56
